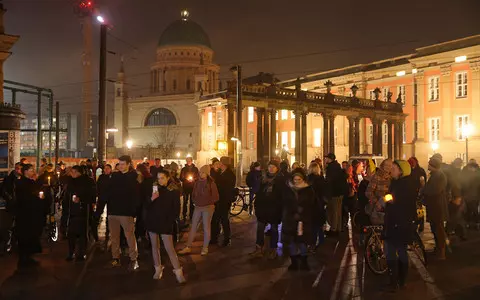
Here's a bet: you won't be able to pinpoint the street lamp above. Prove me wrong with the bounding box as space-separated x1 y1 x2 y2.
126 139 133 150
462 124 474 162
97 13 108 162
431 142 439 153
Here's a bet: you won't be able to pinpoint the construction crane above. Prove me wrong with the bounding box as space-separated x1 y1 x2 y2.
74 1 95 151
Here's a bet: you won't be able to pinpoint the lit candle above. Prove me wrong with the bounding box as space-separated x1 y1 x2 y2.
48 176 51 186
384 194 393 202
39 191 44 198
57 171 60 177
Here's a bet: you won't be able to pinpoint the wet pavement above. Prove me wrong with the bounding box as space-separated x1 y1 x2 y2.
1 214 480 300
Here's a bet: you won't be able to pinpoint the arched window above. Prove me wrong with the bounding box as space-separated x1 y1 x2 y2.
145 108 176 126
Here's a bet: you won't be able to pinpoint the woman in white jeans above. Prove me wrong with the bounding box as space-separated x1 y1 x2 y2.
145 170 186 283
178 165 219 256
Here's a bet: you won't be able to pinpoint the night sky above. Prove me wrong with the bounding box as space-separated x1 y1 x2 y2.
4 0 480 116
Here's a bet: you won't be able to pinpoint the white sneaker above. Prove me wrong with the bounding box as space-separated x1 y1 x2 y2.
173 268 187 284
178 246 192 255
153 265 164 280
200 248 208 256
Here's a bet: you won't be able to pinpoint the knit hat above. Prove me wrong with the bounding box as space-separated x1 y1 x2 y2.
268 160 280 170
291 167 307 181
428 157 442 170
393 160 411 177
367 158 376 175
220 156 233 166
431 153 443 162
199 165 210 175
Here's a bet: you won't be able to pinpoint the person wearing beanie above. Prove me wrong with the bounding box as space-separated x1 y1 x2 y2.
178 165 219 256
250 160 285 259
423 157 448 260
447 158 467 241
382 160 417 292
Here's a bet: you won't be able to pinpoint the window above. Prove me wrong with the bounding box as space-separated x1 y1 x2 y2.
281 110 288 120
313 128 321 147
276 111 278 120
281 132 288 147
248 131 254 149
456 72 467 98
383 87 390 101
402 123 406 144
456 115 469 140
290 131 295 148
207 112 213 127
216 110 223 127
186 79 191 90
368 124 373 144
397 85 406 106
144 108 176 126
334 127 338 145
429 77 439 101
247 107 254 123
382 123 388 144
429 118 440 142
291 111 295 119
173 80 177 91
369 90 375 100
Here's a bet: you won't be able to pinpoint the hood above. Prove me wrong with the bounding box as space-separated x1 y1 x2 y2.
394 160 411 178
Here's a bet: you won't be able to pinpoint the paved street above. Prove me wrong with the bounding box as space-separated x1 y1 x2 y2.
1 214 480 300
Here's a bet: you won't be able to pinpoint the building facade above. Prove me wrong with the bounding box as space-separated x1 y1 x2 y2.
113 10 220 160
197 35 480 168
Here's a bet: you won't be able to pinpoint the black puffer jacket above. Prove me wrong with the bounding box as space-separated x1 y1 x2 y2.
144 182 181 235
107 170 139 217
282 184 316 245
14 177 45 243
255 172 285 224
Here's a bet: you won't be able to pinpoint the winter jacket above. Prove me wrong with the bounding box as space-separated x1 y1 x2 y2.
325 160 347 198
62 175 95 234
307 173 326 224
107 170 140 217
215 167 236 210
192 178 219 207
96 173 111 217
282 183 316 245
365 168 391 203
423 169 449 222
460 168 480 201
410 166 427 194
150 165 163 179
441 163 461 200
180 164 200 192
255 172 285 224
246 170 262 194
383 175 417 245
144 182 180 235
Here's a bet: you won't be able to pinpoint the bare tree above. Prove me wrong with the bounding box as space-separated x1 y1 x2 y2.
153 126 179 164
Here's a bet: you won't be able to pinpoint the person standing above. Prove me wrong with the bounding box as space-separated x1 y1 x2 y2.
211 156 236 247
382 160 417 292
343 163 358 229
180 157 199 221
96 164 112 242
447 158 467 240
15 164 45 268
179 165 219 256
408 157 427 232
307 162 326 248
145 170 186 283
246 162 262 214
150 158 163 179
250 160 284 258
461 162 480 229
324 153 347 236
365 159 393 225
423 157 449 260
107 155 140 270
63 166 95 261
135 164 154 244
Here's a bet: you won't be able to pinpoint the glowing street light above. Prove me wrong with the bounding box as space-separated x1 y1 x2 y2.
126 139 133 150
176 152 180 158
462 124 474 162
431 142 439 153
96 15 105 24
231 137 239 141
455 55 467 63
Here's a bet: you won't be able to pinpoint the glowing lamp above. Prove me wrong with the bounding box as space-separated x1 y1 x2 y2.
384 194 393 203
455 55 467 63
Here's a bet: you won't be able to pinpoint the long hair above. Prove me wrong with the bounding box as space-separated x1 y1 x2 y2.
308 162 321 176
136 163 152 178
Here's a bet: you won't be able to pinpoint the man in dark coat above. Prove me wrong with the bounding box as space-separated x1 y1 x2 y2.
446 158 467 240
324 153 347 236
63 166 95 261
423 157 448 260
461 162 480 229
150 158 163 179
180 157 199 221
210 156 236 247
106 155 140 270
408 157 427 232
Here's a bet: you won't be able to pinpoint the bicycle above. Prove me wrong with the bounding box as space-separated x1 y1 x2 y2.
230 186 255 217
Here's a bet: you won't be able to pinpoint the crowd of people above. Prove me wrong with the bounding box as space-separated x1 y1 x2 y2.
1 151 480 291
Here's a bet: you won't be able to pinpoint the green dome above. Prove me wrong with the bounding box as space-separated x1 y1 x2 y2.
158 17 211 49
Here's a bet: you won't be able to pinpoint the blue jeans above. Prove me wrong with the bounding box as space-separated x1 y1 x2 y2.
384 240 408 263
256 221 278 249
289 242 308 256
312 224 325 246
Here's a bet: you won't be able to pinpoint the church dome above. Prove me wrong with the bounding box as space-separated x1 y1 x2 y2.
158 10 211 49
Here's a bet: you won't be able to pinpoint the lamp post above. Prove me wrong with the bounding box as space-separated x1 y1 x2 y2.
126 139 133 158
230 65 242 187
97 14 107 162
231 137 242 186
462 124 473 163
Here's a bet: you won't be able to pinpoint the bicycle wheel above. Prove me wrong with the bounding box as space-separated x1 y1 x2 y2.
410 232 427 266
364 232 388 275
230 195 245 216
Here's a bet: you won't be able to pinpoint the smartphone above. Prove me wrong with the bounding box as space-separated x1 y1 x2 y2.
153 185 158 193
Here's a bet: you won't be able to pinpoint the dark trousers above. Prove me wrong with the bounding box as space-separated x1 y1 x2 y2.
447 203 467 238
182 191 194 220
256 222 278 248
465 198 480 225
211 204 231 242
430 221 447 250
342 196 356 227
68 233 86 256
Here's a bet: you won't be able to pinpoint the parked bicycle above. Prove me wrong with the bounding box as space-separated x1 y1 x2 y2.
230 186 255 217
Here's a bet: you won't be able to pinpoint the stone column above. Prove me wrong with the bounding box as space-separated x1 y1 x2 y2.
415 71 425 141
270 109 277 158
256 108 264 164
387 120 393 159
263 108 270 165
301 112 308 164
348 117 354 157
377 120 383 156
354 117 360 155
329 114 335 154
398 121 404 159
323 113 329 157
295 109 301 162
393 122 399 159
227 103 235 159
371 119 378 155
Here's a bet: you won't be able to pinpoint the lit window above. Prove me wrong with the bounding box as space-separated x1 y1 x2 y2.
456 72 467 98
281 110 288 120
456 115 469 140
313 128 321 147
402 123 407 144
247 107 254 123
428 77 440 101
290 131 295 148
369 90 375 100
281 132 288 147
276 111 278 120
291 111 295 119
382 123 388 144
216 110 223 127
383 87 390 101
397 85 406 106
429 117 440 142
368 124 373 145
207 112 213 127
248 131 254 149
334 127 338 145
